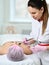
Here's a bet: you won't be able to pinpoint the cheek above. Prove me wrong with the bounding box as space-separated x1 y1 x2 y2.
36 13 42 19
33 13 39 19
37 14 40 18
38 13 42 18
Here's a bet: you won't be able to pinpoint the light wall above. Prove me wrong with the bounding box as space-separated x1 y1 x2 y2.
0 0 49 34
0 0 32 34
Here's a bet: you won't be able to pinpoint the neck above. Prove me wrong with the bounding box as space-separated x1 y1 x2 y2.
38 16 43 22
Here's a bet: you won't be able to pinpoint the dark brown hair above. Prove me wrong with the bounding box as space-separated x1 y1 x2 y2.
28 0 48 34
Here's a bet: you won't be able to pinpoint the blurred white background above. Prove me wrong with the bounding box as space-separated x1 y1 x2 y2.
46 0 49 4
0 0 49 34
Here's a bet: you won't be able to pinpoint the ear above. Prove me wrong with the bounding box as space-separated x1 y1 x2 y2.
40 7 44 13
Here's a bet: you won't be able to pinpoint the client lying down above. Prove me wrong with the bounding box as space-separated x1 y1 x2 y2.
0 41 49 61
0 41 32 55
0 41 33 61
0 41 49 55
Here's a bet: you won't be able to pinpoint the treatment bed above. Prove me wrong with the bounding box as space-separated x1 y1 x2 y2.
0 34 40 65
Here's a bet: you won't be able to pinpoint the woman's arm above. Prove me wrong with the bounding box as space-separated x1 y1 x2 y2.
23 38 36 45
28 38 36 44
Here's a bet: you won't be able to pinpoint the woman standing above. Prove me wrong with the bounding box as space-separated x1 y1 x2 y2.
23 0 49 65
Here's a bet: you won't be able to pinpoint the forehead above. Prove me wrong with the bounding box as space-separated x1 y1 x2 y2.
28 6 39 13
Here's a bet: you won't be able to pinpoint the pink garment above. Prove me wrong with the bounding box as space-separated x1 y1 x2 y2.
30 45 47 53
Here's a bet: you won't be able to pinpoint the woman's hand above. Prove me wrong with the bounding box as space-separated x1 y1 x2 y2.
22 38 36 45
22 38 30 45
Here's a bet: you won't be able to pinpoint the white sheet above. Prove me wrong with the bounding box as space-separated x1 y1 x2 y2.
0 54 34 65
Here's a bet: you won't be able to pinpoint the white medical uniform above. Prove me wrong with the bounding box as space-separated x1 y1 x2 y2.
28 18 49 65
30 18 49 43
